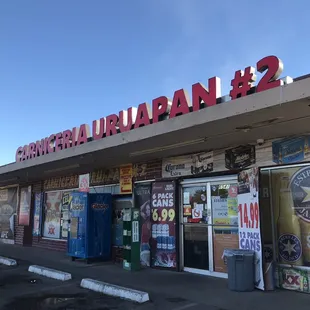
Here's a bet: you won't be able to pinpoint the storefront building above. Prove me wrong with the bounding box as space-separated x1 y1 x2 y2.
1 55 310 292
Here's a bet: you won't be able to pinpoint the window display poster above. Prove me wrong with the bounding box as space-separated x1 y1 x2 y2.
33 193 43 236
238 167 264 290
150 181 177 269
61 192 72 239
18 186 32 226
0 187 17 240
134 184 151 267
43 191 62 239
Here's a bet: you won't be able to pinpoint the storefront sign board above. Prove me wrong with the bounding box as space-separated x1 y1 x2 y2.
18 186 32 226
162 152 213 178
120 164 133 194
238 167 264 290
16 55 285 163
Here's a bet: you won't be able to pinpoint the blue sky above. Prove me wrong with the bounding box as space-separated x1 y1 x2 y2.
0 0 309 165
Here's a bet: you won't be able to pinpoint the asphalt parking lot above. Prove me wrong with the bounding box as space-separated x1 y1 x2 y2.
0 263 144 310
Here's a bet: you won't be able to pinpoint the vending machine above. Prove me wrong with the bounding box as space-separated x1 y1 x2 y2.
67 192 112 263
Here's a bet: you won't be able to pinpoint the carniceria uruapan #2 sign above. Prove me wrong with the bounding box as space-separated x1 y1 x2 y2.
15 55 287 162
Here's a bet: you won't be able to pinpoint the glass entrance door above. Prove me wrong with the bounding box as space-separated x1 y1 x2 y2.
181 177 238 277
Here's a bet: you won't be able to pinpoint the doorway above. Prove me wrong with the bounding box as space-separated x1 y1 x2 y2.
180 176 239 278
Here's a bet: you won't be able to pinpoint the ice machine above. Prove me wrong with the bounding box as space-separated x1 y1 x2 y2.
67 192 112 263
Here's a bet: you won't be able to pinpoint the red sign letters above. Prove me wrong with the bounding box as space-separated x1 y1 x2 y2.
16 55 284 162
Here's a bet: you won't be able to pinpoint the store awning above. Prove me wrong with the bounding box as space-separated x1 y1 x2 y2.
1 76 310 185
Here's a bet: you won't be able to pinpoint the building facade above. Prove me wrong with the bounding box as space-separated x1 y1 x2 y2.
0 55 310 292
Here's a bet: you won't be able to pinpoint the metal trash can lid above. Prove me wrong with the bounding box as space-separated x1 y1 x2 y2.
223 249 255 257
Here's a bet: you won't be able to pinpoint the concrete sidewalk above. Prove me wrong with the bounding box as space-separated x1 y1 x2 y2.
1 243 310 310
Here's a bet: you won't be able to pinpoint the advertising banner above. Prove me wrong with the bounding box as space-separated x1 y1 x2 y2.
19 186 32 226
79 174 90 192
238 167 264 290
43 191 62 239
225 145 256 170
162 152 213 178
120 164 133 194
33 193 43 236
0 187 17 240
134 184 151 267
150 181 177 269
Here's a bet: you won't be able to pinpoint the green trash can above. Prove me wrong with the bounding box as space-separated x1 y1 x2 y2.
224 249 255 292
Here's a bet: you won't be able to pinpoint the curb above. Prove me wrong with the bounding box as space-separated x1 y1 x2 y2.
28 265 72 281
80 278 149 303
0 256 17 266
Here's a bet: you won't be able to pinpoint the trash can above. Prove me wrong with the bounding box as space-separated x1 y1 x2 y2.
224 249 255 292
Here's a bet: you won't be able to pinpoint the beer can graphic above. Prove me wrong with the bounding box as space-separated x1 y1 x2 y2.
152 224 157 239
162 236 168 250
156 236 162 249
168 236 175 251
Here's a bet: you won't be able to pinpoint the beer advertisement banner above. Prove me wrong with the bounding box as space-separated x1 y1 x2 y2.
238 167 265 290
134 184 151 267
18 186 32 226
150 181 177 269
43 191 62 239
225 145 256 170
33 193 43 236
0 187 17 240
120 164 133 194
162 152 213 178
271 166 310 293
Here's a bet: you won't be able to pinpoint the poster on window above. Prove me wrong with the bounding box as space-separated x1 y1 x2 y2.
43 191 62 239
33 193 43 236
238 167 264 290
0 187 17 240
150 181 177 269
19 186 32 226
134 184 151 267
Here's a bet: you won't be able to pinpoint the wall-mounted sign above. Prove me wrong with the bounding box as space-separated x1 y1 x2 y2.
44 175 79 191
16 55 286 162
120 164 133 194
18 186 32 226
162 152 213 178
90 168 119 185
133 160 162 181
272 136 310 164
79 174 90 192
225 145 256 170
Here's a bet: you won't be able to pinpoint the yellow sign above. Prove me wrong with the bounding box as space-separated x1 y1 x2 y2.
120 164 133 194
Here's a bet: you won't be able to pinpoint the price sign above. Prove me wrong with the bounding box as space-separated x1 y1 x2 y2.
238 202 259 229
152 208 175 222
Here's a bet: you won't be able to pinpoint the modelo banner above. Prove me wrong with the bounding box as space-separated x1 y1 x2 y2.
238 167 265 290
0 187 17 240
150 181 177 269
134 183 151 267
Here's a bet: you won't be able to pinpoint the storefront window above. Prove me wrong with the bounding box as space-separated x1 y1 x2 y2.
43 191 73 240
211 183 239 273
182 186 207 223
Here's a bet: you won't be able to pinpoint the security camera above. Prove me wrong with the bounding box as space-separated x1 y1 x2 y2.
257 138 265 146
